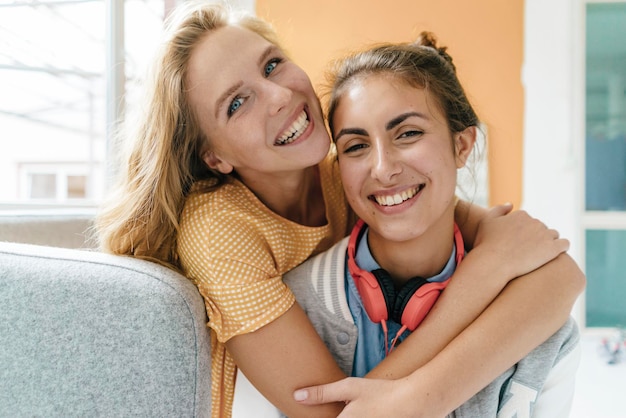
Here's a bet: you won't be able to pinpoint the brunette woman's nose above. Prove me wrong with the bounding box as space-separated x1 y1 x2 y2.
371 141 401 183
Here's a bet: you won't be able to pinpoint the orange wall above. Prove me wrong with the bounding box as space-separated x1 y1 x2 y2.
257 0 525 207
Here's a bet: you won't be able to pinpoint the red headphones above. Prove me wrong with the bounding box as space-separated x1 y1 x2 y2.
347 219 464 332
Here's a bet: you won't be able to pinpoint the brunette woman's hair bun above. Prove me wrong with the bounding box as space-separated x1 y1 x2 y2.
413 31 456 71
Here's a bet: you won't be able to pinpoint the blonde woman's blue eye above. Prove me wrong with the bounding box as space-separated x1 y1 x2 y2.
264 60 279 77
228 97 243 116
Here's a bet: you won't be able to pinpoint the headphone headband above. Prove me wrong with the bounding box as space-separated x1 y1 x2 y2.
348 219 464 279
347 218 464 331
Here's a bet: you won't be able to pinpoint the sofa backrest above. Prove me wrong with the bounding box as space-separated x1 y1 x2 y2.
0 241 211 417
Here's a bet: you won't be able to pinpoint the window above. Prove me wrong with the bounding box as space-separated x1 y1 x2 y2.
584 1 626 328
28 173 57 200
585 3 626 212
0 0 167 207
20 163 93 201
68 175 88 199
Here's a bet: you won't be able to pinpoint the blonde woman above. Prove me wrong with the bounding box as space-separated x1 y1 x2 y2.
96 2 584 417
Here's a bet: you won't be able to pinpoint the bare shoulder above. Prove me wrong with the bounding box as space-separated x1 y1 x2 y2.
454 200 488 249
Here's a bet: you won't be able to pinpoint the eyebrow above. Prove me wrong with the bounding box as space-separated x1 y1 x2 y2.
214 45 278 119
334 127 368 143
334 111 428 142
386 112 427 130
215 81 243 119
257 45 276 68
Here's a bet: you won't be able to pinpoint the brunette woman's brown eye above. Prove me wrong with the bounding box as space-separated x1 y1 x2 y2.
344 143 368 154
399 130 423 138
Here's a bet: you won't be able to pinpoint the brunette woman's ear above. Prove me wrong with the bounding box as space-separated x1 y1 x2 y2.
454 126 476 168
202 150 234 174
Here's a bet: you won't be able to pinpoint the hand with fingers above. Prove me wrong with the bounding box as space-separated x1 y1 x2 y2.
470 203 570 284
294 376 444 418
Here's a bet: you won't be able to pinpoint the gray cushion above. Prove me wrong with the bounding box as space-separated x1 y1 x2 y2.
0 241 211 417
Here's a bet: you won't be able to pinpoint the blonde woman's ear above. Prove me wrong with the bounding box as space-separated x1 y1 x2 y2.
455 126 476 168
202 150 234 174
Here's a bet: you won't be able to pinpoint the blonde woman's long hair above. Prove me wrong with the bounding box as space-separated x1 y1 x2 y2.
95 2 281 269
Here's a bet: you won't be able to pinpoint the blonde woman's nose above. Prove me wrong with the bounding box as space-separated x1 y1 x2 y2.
263 80 292 115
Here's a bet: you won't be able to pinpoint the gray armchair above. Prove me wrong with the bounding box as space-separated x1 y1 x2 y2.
0 241 211 417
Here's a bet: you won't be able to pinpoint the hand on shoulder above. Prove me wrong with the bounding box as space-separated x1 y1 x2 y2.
472 203 570 280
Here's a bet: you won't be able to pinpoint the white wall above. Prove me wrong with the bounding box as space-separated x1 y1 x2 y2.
522 0 586 324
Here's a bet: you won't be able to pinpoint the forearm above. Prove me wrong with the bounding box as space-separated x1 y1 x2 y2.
228 304 346 417
366 246 509 379
375 253 585 414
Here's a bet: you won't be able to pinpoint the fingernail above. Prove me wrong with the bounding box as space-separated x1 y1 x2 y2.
294 389 308 401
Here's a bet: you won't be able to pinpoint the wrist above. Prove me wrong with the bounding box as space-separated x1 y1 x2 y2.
459 247 514 290
403 369 451 418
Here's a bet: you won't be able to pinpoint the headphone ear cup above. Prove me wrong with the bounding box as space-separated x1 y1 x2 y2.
359 268 396 323
393 276 441 331
392 276 428 324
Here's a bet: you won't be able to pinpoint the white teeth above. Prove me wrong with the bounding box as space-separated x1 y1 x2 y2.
276 110 309 145
374 187 419 207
